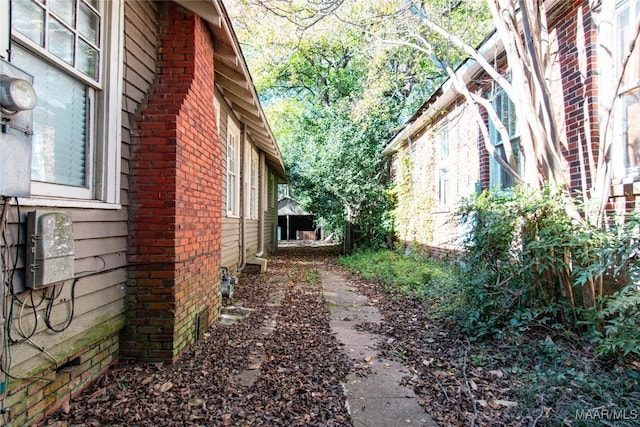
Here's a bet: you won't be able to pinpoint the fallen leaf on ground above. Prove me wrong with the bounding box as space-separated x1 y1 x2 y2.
491 399 518 408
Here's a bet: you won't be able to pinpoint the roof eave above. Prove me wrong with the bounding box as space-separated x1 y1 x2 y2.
174 0 288 180
383 31 503 156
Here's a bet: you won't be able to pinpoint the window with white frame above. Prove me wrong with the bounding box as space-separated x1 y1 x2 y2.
7 0 122 203
436 124 449 206
612 0 640 179
261 158 267 213
250 148 258 219
227 119 240 216
488 89 520 190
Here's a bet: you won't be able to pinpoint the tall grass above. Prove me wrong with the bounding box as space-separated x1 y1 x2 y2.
338 249 465 316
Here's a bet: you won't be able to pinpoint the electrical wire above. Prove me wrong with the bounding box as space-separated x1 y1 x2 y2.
4 199 45 344
0 196 94 419
18 295 58 369
7 289 40 344
0 197 11 420
44 278 78 333
7 198 19 295
0 197 59 417
0 364 53 385
75 255 107 276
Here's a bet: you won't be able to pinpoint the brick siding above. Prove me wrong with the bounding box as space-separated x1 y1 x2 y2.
124 2 222 361
2 334 119 426
390 0 639 252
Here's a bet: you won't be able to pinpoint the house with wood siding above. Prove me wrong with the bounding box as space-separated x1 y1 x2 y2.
0 0 286 424
384 0 640 257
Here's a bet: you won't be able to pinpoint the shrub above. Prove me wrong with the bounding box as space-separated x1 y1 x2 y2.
457 185 640 356
456 186 572 336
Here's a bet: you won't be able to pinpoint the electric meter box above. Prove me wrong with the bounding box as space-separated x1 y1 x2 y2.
0 59 34 198
25 211 75 289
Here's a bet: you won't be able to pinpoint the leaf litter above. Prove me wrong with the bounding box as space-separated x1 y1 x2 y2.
42 247 351 427
41 245 640 426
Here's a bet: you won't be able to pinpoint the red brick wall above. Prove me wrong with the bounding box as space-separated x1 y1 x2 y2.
451 1 601 195
125 2 222 361
552 0 599 193
470 0 600 194
4 334 119 426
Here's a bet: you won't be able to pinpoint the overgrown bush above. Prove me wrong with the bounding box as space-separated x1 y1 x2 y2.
340 187 639 357
577 216 640 356
457 185 640 356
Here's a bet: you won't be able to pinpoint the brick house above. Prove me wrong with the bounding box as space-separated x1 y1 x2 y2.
384 0 639 256
0 0 286 424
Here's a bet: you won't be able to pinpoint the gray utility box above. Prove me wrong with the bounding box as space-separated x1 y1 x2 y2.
26 211 75 289
0 59 34 197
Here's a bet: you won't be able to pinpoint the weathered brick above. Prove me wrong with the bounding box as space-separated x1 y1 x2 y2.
125 1 222 361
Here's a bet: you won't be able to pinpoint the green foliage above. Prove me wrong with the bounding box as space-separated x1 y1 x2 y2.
302 268 321 285
339 246 640 425
228 0 493 249
592 285 640 356
457 185 640 356
338 249 464 316
457 187 561 336
577 215 640 356
389 152 435 245
475 336 640 427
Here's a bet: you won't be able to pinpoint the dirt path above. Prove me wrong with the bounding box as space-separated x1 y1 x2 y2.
47 245 568 426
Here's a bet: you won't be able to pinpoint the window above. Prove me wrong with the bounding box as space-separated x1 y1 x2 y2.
250 148 258 219
488 89 520 190
436 125 449 206
612 0 640 179
268 172 275 209
7 0 122 203
226 119 240 216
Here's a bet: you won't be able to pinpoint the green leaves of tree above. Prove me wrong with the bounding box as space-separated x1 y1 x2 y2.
228 0 491 245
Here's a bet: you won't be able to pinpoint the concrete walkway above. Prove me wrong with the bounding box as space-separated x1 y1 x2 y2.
322 271 438 427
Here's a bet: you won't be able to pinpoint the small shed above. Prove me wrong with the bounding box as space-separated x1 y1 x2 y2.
278 197 319 240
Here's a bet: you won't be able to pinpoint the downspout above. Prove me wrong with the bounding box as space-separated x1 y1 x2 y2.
238 123 247 273
256 152 265 257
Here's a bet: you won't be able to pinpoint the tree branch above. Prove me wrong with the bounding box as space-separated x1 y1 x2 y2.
405 0 516 103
